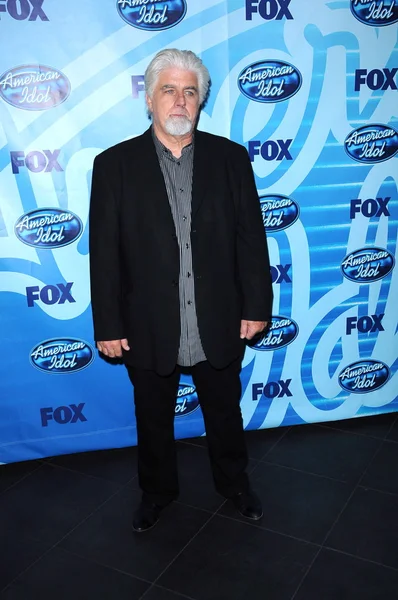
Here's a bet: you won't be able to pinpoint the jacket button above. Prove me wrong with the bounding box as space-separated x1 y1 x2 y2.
172 280 178 286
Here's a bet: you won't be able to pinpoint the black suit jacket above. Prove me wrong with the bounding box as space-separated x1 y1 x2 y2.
89 128 273 375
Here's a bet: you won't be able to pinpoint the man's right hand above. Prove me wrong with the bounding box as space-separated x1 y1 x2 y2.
97 339 130 358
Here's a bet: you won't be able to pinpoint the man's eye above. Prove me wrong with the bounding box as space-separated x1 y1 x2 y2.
165 89 174 94
185 91 194 96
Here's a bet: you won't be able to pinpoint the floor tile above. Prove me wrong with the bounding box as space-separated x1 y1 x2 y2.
386 417 398 442
0 460 42 494
245 426 291 460
4 417 398 600
218 462 352 543
294 548 398 600
180 436 207 449
46 446 138 485
0 463 120 545
361 441 398 495
158 514 318 600
184 426 290 461
265 424 380 482
143 585 194 599
325 487 398 569
0 531 50 590
60 483 211 582
319 412 397 439
1 547 149 600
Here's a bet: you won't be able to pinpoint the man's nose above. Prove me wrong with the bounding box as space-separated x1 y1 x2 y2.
175 90 186 106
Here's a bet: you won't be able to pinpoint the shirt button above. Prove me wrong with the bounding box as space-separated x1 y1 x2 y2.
177 161 180 166
187 272 191 277
187 300 192 305
179 188 184 193
183 216 187 221
186 243 190 249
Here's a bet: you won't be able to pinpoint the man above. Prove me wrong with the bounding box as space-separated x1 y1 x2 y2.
89 49 273 532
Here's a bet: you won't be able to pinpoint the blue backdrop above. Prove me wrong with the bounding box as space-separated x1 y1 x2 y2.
0 0 397 464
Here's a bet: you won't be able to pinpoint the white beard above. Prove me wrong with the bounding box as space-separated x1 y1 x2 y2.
165 115 193 136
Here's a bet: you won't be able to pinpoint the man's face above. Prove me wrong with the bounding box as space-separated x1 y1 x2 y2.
146 67 200 137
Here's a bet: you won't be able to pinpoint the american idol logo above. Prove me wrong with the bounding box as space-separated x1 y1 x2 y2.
341 247 394 283
30 339 94 374
250 316 298 351
338 360 390 394
238 60 302 103
350 0 398 26
175 381 200 417
117 0 187 30
0 65 70 111
259 195 299 232
15 208 83 249
344 124 398 163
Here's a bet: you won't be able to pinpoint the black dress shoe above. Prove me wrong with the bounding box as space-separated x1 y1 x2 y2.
231 489 263 520
132 501 163 533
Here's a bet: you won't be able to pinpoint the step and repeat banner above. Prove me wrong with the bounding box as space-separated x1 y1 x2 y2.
0 0 397 464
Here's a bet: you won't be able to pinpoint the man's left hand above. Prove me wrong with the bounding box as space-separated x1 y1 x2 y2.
240 320 267 340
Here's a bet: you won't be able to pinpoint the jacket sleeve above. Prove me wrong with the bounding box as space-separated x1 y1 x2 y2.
233 144 273 322
89 152 126 341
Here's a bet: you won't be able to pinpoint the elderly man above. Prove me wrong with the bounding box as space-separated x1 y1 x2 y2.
89 49 273 532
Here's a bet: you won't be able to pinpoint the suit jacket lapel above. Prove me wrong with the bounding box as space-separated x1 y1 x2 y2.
139 128 176 234
137 128 209 227
191 130 210 222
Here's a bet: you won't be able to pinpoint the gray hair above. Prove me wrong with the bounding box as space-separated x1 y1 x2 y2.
145 49 210 105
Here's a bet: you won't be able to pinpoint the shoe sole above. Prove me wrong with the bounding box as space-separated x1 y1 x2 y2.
237 510 263 521
132 517 160 533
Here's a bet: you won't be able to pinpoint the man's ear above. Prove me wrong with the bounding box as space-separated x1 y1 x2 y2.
145 93 152 113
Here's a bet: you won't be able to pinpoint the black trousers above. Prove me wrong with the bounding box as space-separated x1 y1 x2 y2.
126 357 249 506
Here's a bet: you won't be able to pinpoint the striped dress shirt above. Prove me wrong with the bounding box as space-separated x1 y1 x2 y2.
153 131 207 366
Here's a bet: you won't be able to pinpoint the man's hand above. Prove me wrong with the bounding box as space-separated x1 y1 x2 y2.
240 320 267 340
97 339 130 358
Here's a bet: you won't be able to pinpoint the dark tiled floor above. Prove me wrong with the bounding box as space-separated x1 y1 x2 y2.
1 412 398 599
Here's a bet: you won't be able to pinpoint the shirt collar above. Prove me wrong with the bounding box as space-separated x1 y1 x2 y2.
152 127 194 159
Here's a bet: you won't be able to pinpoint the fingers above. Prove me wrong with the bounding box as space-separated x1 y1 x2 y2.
245 324 259 340
241 320 267 340
97 339 124 358
240 320 248 339
121 338 130 351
